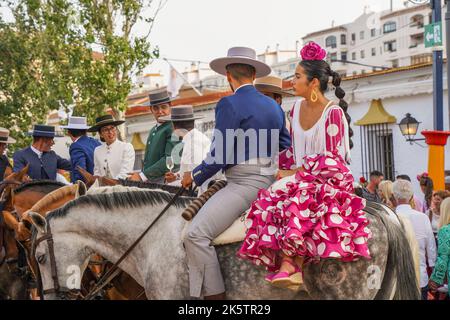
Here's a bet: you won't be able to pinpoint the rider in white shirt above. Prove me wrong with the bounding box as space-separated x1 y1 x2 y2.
162 105 222 194
393 179 437 300
88 115 135 180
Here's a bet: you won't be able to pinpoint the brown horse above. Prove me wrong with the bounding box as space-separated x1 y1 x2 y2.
1 178 69 299
0 165 31 211
0 210 28 299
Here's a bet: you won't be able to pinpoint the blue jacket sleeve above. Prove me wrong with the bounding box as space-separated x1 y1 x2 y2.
12 151 26 173
56 154 72 172
70 145 87 183
192 98 239 186
279 114 292 152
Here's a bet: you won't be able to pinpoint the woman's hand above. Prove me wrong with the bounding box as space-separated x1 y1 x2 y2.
277 168 302 180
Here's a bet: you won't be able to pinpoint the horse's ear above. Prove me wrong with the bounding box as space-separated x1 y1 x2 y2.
92 179 100 189
18 164 29 179
2 211 19 233
29 212 47 234
75 180 87 198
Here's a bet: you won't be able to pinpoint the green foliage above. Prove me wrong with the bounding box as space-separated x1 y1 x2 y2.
0 0 163 153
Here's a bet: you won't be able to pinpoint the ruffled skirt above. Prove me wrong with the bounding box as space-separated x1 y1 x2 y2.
237 152 371 272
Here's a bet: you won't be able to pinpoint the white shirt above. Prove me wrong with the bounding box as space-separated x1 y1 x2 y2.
169 128 221 194
234 83 253 92
94 139 135 180
430 212 440 234
31 145 43 159
396 204 437 288
291 100 351 167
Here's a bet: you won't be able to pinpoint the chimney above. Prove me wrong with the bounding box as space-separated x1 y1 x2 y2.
266 45 270 53
296 40 300 53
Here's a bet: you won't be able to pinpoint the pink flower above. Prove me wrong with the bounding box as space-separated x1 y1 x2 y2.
300 42 327 61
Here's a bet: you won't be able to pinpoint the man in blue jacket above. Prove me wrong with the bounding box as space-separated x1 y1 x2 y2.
13 124 72 180
61 116 101 183
181 47 291 300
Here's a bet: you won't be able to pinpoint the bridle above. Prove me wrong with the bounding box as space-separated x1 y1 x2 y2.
30 186 188 300
31 223 82 300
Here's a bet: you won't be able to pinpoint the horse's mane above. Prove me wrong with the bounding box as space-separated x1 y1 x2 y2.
117 179 189 195
14 180 65 194
47 189 194 221
28 184 78 214
87 185 145 195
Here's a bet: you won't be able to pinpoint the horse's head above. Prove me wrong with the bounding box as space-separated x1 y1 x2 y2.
29 212 88 300
0 165 30 210
5 164 30 183
18 182 87 244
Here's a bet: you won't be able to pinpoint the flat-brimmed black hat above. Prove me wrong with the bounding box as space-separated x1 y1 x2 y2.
149 90 172 107
27 124 63 138
159 105 203 122
87 114 125 132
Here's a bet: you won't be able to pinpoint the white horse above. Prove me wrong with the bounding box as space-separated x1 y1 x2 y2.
28 187 420 300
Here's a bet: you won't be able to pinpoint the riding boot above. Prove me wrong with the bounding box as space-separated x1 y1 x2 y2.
204 292 226 300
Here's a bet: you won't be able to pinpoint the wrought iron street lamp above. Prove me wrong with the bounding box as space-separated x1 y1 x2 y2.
398 113 425 144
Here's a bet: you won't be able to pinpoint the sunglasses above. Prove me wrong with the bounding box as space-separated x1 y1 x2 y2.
100 126 117 133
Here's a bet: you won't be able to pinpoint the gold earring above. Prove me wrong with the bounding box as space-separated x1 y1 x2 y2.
311 90 318 102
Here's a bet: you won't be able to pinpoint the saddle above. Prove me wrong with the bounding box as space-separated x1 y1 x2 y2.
182 211 248 246
180 179 248 245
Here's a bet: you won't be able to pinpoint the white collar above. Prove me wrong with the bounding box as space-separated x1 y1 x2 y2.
73 136 82 143
235 83 253 93
105 139 118 149
30 145 43 158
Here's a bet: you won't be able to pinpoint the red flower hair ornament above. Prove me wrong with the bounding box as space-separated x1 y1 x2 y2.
300 41 327 61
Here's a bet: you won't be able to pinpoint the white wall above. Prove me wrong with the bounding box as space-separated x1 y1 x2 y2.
348 92 450 195
282 64 449 195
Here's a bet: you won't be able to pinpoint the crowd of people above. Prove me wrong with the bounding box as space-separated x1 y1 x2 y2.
0 41 449 300
356 171 450 300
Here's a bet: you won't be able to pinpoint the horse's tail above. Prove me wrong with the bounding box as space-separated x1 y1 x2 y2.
366 202 421 300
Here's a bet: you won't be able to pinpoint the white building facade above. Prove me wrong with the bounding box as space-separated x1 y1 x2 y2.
302 3 447 77
280 62 449 194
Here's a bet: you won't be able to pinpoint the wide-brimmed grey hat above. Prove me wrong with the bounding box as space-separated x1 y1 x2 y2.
159 105 204 122
254 75 294 97
0 128 16 144
87 114 125 132
60 116 90 130
149 90 172 107
210 47 271 78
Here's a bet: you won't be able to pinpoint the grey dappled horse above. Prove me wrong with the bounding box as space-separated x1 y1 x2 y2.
29 188 420 300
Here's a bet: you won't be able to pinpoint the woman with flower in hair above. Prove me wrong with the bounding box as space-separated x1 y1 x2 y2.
237 42 371 289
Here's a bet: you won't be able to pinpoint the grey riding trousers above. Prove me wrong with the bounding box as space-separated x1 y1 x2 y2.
183 160 275 297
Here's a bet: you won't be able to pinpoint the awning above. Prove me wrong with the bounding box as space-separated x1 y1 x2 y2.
355 99 397 126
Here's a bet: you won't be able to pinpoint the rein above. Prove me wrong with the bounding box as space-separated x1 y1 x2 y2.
83 186 186 300
31 186 187 300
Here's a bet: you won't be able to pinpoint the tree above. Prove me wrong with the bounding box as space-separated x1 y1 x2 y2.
0 0 164 152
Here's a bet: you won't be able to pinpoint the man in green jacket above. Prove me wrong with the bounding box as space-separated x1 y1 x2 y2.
129 90 181 183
